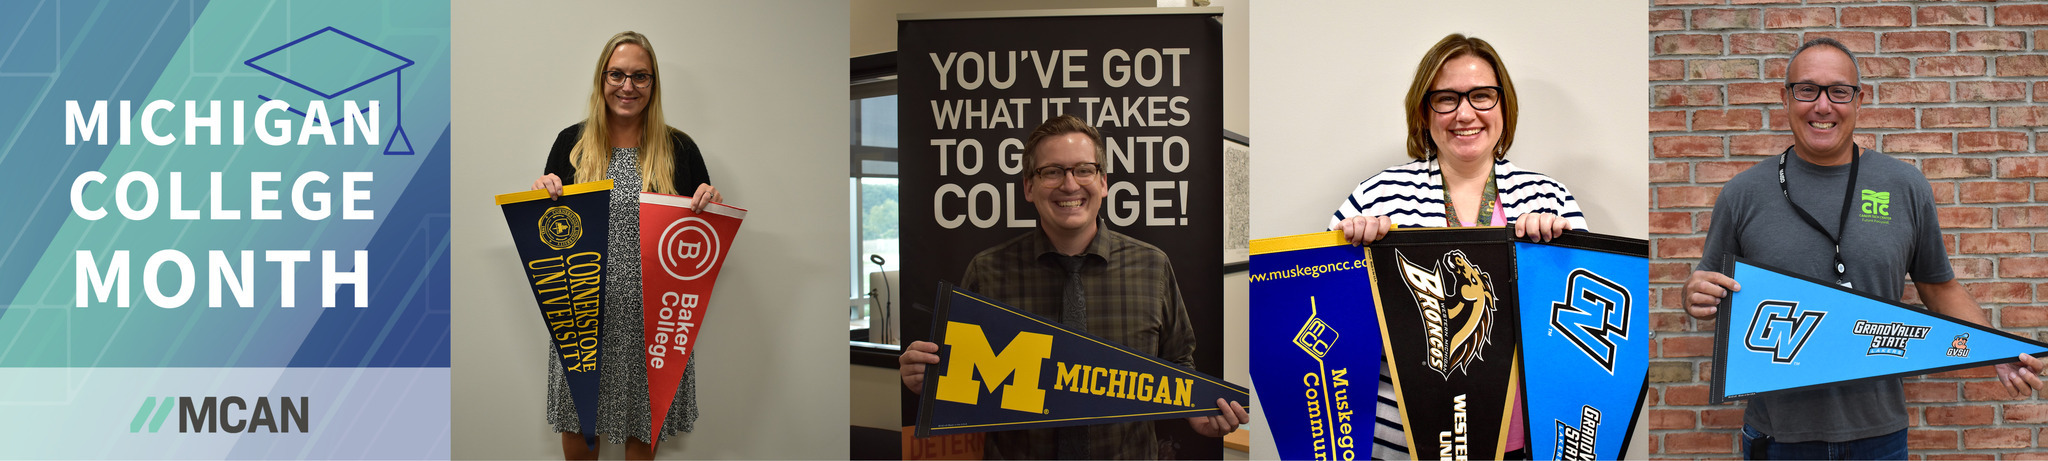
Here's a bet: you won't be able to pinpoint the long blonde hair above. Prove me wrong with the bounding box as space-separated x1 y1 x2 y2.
569 31 681 193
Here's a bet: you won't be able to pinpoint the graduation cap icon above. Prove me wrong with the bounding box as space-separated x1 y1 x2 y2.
244 26 416 155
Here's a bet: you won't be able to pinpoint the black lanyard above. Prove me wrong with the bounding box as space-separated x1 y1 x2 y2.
1776 146 1859 286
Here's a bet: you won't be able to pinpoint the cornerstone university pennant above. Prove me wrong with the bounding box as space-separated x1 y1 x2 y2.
495 179 613 450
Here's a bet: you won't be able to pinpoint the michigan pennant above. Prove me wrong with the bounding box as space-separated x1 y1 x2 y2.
915 283 1250 437
1247 231 1381 461
639 193 746 446
1514 234 1650 461
1368 227 1522 460
1713 257 2048 403
495 179 614 450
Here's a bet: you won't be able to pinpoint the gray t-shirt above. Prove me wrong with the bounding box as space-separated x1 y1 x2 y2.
1696 148 1952 443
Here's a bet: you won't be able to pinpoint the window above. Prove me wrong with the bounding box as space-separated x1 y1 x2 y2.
849 54 898 342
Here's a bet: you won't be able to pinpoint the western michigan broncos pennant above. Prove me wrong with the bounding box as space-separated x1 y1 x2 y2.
1713 257 2048 404
915 283 1250 437
1247 231 1382 461
495 180 614 450
1368 227 1521 460
1514 234 1650 461
638 193 746 447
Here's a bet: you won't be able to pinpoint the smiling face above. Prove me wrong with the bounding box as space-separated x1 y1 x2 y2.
1023 132 1106 236
604 42 652 122
1427 55 1505 165
1783 46 1860 163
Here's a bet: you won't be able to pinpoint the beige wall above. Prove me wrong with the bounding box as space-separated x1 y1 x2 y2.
1250 2 1650 240
450 1 848 459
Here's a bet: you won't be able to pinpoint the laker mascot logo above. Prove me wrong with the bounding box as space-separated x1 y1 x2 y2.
1550 269 1632 374
1743 300 1826 364
935 322 1054 414
1396 250 1497 379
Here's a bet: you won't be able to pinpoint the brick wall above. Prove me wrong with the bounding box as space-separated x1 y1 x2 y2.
1650 0 2048 458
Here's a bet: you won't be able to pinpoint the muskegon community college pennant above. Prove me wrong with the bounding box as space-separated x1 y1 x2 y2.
496 179 615 450
1714 257 2048 404
638 193 744 447
1247 231 1382 461
915 283 1249 438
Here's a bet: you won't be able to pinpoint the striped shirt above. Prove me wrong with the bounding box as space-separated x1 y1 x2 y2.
1326 157 1588 460
961 227 1197 460
1328 158 1587 231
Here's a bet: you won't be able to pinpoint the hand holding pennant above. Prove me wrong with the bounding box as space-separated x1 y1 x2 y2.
495 179 615 450
1712 256 2048 404
638 193 745 447
915 283 1249 437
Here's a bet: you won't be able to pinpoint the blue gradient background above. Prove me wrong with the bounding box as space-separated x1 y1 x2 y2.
0 1 448 458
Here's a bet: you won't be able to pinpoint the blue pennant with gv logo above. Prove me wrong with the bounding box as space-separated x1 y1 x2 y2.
1713 257 2048 403
915 283 1250 437
1514 235 1649 461
1247 231 1382 461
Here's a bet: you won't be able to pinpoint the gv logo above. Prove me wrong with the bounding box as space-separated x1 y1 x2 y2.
935 322 1053 413
656 216 720 281
1743 300 1826 363
1550 269 1631 374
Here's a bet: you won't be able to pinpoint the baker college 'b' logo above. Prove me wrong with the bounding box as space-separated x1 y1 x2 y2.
1743 300 1825 363
1550 269 1632 374
1396 249 1497 379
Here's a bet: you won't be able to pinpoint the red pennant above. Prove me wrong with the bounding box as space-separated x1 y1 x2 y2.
638 193 745 446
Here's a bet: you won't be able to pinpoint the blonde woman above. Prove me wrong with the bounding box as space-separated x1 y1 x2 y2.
530 31 722 460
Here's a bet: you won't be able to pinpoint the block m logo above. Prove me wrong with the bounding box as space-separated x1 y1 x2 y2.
936 322 1053 413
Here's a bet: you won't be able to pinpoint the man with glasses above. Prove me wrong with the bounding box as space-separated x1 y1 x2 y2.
897 114 1248 459
1682 38 2045 460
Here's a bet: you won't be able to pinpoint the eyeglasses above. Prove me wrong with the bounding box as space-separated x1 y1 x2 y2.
1032 163 1101 186
1786 82 1858 104
605 70 654 88
1425 86 1503 114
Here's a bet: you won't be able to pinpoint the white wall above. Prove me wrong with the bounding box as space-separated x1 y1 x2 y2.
1250 2 1649 460
1251 1 1648 241
450 1 848 459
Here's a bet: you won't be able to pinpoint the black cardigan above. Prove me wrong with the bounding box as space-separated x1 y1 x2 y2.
543 123 712 195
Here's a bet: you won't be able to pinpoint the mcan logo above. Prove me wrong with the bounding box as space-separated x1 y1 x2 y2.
129 396 309 433
1743 300 1825 364
1395 249 1497 379
1549 269 1632 374
1851 320 1930 357
655 216 720 281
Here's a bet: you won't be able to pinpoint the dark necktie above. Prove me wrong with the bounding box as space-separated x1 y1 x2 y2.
1055 254 1087 459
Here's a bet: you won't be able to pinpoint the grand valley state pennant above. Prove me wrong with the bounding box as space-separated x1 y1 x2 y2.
495 180 614 450
915 283 1249 437
638 193 745 446
1714 256 2048 403
1513 234 1649 461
